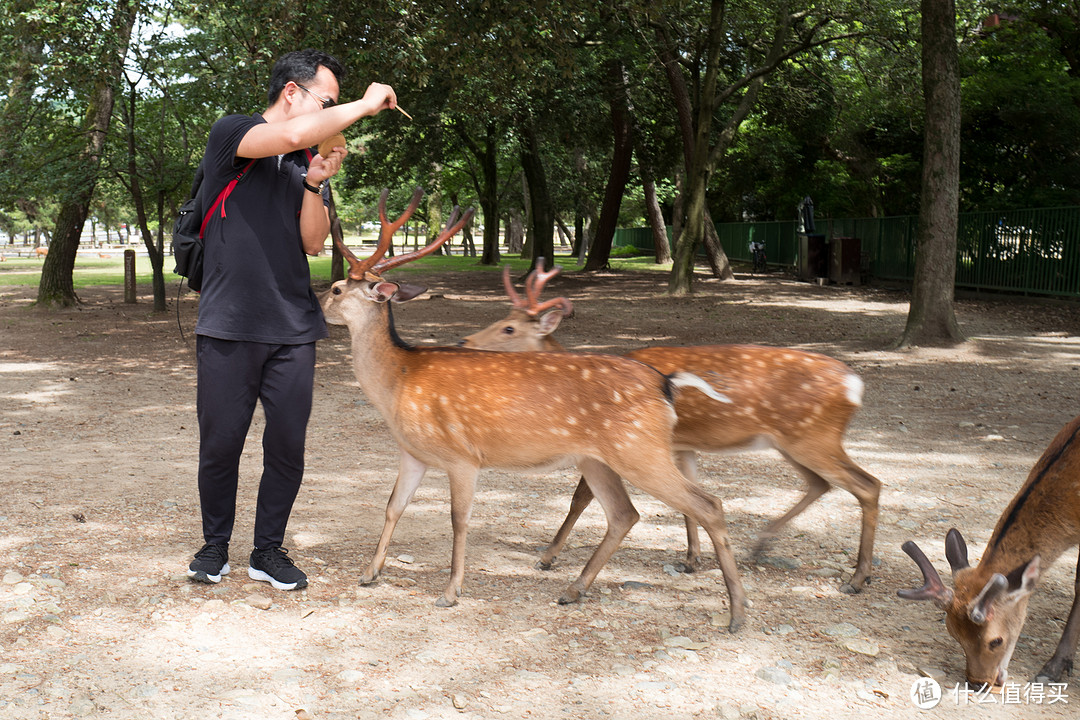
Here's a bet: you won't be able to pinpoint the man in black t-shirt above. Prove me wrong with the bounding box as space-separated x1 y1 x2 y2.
186 49 397 590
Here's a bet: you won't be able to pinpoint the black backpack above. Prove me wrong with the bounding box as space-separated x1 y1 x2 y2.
172 159 255 291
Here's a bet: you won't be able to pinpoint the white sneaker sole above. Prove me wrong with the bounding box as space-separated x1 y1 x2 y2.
187 562 231 584
248 566 306 591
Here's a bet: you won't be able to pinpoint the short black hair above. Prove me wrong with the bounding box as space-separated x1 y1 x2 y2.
267 49 345 105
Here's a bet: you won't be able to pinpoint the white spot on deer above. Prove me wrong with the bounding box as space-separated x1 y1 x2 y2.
612 390 622 403
844 374 864 406
567 416 578 425
582 369 592 381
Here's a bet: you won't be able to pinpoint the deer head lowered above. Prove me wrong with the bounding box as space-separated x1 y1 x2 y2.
320 188 749 631
899 413 1080 686
460 264 881 593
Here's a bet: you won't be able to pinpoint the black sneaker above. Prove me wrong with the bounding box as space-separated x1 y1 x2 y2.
248 546 308 591
188 543 230 584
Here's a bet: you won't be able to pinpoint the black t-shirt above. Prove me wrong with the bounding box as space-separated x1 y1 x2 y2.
194 113 329 344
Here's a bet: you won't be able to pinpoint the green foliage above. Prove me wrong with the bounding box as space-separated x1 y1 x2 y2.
959 15 1080 210
8 0 1080 298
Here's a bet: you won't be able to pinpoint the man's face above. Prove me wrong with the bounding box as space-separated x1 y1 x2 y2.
292 66 340 114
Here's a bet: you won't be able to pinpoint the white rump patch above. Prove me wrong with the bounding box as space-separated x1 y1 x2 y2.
845 374 864 406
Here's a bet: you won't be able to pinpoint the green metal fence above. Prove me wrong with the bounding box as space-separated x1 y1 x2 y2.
613 206 1080 298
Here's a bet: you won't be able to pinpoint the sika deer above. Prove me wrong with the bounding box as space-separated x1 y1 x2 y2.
899 414 1080 686
461 264 881 592
320 188 749 631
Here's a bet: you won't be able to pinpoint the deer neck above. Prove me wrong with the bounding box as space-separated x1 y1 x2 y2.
342 300 416 418
981 465 1078 574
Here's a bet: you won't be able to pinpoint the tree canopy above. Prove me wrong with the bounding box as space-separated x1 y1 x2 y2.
3 0 1079 302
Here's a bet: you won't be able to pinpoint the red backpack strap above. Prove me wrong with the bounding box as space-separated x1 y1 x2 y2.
199 159 256 238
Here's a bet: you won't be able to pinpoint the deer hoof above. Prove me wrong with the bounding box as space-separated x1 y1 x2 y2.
1035 658 1072 684
535 558 554 571
435 596 459 608
727 615 745 634
557 588 584 605
671 560 698 574
359 571 380 586
839 580 863 595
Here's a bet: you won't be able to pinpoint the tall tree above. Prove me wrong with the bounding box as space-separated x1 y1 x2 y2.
653 1 857 295
37 0 138 307
584 60 636 271
897 0 964 347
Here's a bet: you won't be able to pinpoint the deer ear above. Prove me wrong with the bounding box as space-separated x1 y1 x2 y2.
369 281 399 303
391 282 428 303
1005 556 1041 598
536 309 564 337
945 528 970 573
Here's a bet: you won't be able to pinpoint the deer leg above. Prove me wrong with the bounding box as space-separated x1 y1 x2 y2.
361 451 428 585
1035 552 1080 683
537 476 595 571
752 460 830 563
839 463 881 593
673 450 703 573
438 465 479 607
557 459 639 605
773 449 881 593
617 459 746 633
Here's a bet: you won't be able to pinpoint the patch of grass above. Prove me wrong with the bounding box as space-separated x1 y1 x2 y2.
0 245 674 289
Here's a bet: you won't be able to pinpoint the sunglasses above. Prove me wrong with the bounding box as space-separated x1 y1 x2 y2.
296 83 336 109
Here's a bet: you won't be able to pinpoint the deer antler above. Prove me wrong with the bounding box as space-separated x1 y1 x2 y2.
898 540 955 608
373 205 475 275
519 259 573 318
503 265 527 310
335 187 425 280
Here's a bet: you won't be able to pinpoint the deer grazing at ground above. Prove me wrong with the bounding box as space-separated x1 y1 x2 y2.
898 414 1080 686
320 188 749 631
460 264 881 593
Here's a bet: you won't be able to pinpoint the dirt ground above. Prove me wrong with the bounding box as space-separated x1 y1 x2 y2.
2 264 1079 720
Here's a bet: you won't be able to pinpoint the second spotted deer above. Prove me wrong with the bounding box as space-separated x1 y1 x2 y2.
461 264 881 592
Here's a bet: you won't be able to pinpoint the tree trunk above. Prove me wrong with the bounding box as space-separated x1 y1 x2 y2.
897 0 964 348
507 210 524 254
122 79 167 311
555 216 573 249
658 17 731 293
643 176 671 264
572 212 584 258
426 186 444 255
585 60 635 272
37 0 136 307
519 124 554 270
454 121 501 264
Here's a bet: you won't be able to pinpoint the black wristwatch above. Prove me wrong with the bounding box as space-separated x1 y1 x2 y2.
301 173 325 194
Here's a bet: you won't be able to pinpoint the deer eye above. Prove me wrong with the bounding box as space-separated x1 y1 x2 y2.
501 326 515 335
989 637 1004 649
332 286 342 295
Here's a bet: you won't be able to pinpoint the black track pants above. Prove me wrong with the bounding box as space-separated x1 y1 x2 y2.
196 336 315 549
